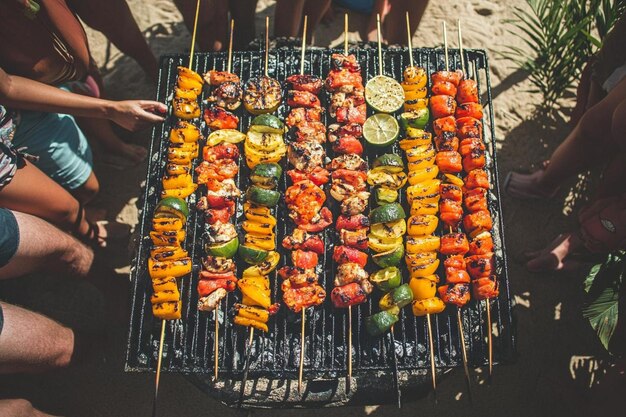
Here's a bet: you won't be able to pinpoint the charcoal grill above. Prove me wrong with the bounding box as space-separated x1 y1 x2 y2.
126 46 515 408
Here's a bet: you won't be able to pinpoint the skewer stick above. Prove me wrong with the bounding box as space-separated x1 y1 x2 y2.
237 327 255 408
442 21 449 71
457 19 466 77
264 16 269 77
296 18 309 395
389 326 402 408
227 19 234 73
426 314 437 404
405 12 414 68
347 306 352 392
342 14 353 393
152 320 167 417
214 306 219 380
457 309 473 403
486 299 493 383
188 0 202 70
300 15 308 75
376 13 383 76
344 13 349 55
298 309 306 393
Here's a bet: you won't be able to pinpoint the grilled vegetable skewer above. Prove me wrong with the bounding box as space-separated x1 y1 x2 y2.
152 1 201 415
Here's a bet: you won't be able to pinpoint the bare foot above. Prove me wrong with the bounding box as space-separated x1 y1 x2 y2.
505 169 559 200
524 233 586 272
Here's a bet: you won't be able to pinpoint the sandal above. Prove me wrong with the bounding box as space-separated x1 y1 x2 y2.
504 160 560 200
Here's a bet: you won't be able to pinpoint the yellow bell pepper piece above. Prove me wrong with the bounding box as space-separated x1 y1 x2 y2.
411 297 445 316
242 220 274 235
409 258 440 278
407 153 436 171
152 217 183 232
234 315 269 332
407 215 439 237
406 235 441 254
405 251 438 268
407 165 439 185
152 300 182 320
150 246 188 262
148 257 192 279
403 87 427 100
244 233 276 251
162 173 193 190
167 147 195 164
409 277 437 300
150 230 185 246
406 180 441 204
151 286 181 304
242 251 280 277
152 276 179 293
238 278 271 308
404 98 429 112
166 163 192 176
410 199 439 216
161 184 197 199
235 304 269 323
169 121 201 143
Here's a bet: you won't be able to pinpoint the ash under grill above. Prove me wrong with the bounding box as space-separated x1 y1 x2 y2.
126 47 515 407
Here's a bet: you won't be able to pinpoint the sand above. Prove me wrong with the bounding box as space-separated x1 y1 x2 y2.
0 0 619 416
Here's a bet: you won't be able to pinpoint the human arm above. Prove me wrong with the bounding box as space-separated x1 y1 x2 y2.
0 67 166 131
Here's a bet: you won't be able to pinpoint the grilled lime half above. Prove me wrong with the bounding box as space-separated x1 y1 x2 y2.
365 75 405 113
363 113 400 147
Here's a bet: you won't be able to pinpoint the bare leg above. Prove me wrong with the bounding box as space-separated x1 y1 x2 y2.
0 211 93 280
274 0 306 37
596 100 626 198
229 0 258 49
174 0 228 52
385 0 429 45
302 0 332 44
364 0 391 42
66 0 158 81
0 399 61 417
0 160 91 237
74 116 147 165
506 77 626 199
0 302 74 373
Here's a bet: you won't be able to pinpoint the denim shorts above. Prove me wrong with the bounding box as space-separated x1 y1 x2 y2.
11 110 93 191
0 208 19 268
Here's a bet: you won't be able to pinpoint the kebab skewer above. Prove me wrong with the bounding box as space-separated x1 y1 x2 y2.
326 14 372 392
277 16 330 394
430 21 474 402
195 19 243 382
237 17 284 407
151 2 202 416
456 20 499 382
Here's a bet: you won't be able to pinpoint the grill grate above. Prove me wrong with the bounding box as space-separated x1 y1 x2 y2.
126 47 515 389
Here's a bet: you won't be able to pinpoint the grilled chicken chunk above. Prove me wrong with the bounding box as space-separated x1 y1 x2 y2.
340 191 370 215
203 70 240 86
281 280 326 313
202 256 236 273
334 262 369 286
287 141 325 172
327 154 368 172
206 81 242 110
198 288 228 312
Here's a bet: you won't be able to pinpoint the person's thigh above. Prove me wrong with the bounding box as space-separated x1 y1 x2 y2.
0 211 93 280
12 111 93 192
0 399 59 417
0 302 74 374
579 76 626 143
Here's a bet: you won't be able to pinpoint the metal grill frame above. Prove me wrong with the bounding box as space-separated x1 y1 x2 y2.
126 47 515 388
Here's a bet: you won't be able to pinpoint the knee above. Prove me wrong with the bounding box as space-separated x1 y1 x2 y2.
0 399 37 417
58 240 94 278
50 326 74 369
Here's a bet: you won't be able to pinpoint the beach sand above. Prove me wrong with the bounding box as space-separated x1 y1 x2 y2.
0 1 617 416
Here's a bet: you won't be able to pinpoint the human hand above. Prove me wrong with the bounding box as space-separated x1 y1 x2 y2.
109 100 166 131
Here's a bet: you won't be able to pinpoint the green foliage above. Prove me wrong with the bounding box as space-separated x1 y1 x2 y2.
582 251 625 353
503 0 625 108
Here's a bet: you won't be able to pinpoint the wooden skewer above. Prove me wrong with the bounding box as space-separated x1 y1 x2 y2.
214 306 219 380
299 309 306 393
300 15 308 75
376 13 383 76
237 327 255 408
389 326 402 408
212 19 236 383
457 309 473 404
154 2 201 413
227 18 234 73
426 313 437 404
344 13 349 54
442 21 448 71
343 13 353 393
486 299 493 383
347 306 352 392
188 0 202 70
297 16 309 395
264 16 270 77
457 19 466 77
152 320 167 417
406 12 414 68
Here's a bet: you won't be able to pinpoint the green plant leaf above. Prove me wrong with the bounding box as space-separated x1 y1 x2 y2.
582 285 620 351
